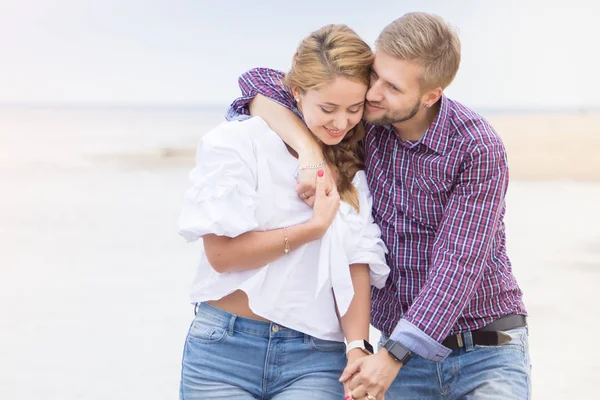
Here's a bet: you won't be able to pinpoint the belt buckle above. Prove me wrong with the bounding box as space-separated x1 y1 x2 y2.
456 334 464 348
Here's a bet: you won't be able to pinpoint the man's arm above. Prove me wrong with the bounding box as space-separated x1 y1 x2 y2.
249 94 319 156
229 68 314 152
229 68 331 204
230 68 298 118
340 124 510 399
390 123 510 362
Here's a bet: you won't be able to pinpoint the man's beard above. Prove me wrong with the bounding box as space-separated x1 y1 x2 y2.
365 100 421 126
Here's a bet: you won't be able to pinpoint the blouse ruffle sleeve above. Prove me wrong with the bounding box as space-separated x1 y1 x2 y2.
178 121 260 242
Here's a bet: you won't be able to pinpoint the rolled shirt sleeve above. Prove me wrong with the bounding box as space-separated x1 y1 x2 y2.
227 68 299 120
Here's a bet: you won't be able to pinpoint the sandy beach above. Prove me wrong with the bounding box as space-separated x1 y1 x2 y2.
489 113 600 181
1 107 599 399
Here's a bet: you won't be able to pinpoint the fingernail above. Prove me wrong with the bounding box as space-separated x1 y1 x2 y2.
318 169 324 177
344 396 351 400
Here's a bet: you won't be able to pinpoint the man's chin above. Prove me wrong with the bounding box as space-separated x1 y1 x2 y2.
364 113 391 126
364 109 387 125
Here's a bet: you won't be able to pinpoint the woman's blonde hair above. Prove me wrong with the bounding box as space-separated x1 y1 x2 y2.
284 24 374 212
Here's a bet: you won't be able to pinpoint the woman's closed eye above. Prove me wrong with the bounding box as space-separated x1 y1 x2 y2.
320 103 363 114
348 104 364 114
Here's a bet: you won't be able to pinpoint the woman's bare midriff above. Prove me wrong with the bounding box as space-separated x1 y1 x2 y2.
206 290 271 322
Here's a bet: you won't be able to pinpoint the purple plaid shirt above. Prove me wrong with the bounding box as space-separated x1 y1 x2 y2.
228 68 526 362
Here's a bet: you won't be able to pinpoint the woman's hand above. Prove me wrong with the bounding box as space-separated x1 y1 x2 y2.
296 149 335 207
308 169 340 237
343 349 371 399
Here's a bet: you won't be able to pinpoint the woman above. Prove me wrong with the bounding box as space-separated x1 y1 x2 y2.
178 24 389 399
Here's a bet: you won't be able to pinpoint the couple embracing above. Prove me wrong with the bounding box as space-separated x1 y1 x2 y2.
178 11 530 400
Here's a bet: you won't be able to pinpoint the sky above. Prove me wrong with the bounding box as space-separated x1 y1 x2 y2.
0 0 597 110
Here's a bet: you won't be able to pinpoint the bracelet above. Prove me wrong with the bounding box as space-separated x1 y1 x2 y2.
299 160 326 170
283 227 290 254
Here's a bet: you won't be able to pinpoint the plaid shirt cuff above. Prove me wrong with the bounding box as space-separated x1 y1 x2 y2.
225 106 251 122
389 319 452 362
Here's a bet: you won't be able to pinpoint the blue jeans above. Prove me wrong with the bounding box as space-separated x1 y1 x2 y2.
380 327 531 399
180 303 347 399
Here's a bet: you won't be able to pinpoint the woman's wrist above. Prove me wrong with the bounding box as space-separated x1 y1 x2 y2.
303 219 327 240
347 348 370 363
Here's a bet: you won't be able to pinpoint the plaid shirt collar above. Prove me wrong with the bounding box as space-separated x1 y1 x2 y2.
388 94 451 156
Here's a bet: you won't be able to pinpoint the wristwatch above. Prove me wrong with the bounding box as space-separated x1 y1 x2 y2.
346 339 374 355
383 339 412 365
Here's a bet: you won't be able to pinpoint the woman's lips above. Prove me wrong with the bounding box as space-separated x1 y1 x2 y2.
324 126 345 137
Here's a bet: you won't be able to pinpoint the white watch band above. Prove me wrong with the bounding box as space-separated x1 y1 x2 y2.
346 339 372 355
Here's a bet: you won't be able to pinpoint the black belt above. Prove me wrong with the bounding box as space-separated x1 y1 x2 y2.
442 314 527 350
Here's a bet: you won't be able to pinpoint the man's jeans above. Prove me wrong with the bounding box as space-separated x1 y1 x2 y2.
380 327 531 399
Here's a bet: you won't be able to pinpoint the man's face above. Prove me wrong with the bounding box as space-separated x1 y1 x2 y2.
364 51 424 126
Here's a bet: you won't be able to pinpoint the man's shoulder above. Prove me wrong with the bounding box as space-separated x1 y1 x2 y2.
446 97 505 151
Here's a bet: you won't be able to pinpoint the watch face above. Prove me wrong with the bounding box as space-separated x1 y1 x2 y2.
363 340 374 354
384 340 411 364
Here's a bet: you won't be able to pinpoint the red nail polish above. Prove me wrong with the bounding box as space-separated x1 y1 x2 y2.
344 396 351 400
318 169 324 177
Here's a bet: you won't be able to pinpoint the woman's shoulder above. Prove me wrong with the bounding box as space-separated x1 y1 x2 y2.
198 117 276 157
202 117 269 142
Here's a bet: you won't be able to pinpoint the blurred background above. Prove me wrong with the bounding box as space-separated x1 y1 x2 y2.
1 0 598 398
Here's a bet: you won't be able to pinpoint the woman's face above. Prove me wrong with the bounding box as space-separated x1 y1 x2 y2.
293 76 367 146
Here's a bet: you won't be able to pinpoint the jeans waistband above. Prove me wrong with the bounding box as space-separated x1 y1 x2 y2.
195 302 309 339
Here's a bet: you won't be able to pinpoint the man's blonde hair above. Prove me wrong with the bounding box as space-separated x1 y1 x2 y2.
376 12 461 90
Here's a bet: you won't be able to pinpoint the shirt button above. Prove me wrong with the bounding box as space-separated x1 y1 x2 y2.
272 325 280 333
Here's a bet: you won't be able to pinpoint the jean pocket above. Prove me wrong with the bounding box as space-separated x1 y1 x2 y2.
310 337 346 352
187 317 228 345
474 327 526 353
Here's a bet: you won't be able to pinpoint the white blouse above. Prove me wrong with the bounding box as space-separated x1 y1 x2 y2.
178 116 389 342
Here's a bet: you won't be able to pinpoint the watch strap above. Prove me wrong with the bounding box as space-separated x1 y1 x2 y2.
346 339 374 355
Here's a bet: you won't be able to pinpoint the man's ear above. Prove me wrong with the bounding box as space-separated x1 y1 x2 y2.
423 86 443 108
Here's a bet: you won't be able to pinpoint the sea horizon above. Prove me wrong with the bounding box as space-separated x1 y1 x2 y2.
1 101 600 116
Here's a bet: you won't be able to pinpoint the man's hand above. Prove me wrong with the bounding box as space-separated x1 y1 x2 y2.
340 349 402 400
296 149 335 207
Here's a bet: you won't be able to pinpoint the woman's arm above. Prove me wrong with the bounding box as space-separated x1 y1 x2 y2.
204 221 320 273
203 169 340 273
339 263 372 360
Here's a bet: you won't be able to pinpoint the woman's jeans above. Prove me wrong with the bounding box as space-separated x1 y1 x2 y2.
180 303 347 399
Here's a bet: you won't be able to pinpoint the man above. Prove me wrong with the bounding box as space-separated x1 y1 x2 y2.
227 12 530 400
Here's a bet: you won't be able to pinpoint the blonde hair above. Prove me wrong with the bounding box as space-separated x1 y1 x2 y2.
376 12 461 90
284 24 373 212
